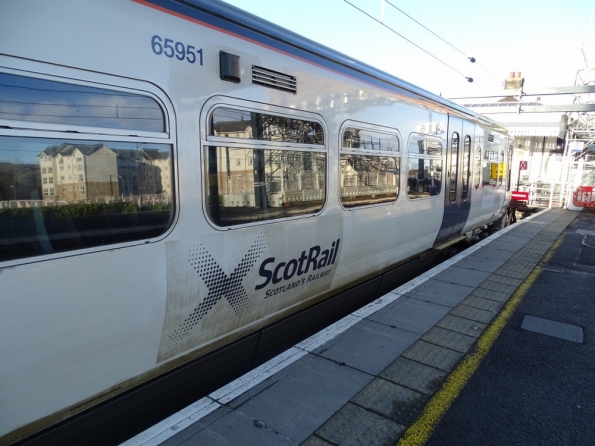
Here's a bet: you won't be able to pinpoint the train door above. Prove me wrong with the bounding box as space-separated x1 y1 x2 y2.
434 116 473 245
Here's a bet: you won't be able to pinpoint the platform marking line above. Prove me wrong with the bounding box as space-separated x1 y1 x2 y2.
122 211 549 446
396 233 565 446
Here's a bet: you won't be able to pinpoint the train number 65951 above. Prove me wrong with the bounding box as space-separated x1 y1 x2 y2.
151 35 203 65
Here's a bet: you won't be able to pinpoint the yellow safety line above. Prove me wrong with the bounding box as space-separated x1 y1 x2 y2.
397 234 566 446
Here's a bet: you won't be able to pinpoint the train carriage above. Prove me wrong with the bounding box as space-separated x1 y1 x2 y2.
0 0 510 443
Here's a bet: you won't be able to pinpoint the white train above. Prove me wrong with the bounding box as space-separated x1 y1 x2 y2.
0 0 511 443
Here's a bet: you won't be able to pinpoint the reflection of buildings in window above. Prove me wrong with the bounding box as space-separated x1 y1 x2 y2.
36 143 171 202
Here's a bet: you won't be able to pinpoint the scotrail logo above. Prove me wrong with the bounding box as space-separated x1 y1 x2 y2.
166 236 341 347
255 239 341 298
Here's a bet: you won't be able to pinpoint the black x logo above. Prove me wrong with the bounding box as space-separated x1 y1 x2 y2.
166 234 268 347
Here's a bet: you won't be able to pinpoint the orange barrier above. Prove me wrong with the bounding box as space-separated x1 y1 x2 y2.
573 186 595 208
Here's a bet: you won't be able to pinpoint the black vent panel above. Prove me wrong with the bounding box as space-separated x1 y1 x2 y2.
252 65 296 93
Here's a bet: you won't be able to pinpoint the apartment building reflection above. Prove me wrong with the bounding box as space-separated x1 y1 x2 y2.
37 143 171 203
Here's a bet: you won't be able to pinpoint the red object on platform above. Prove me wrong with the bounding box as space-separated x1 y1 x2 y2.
573 186 595 208
511 191 529 201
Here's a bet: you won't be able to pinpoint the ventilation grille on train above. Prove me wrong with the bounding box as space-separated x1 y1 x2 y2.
488 134 494 142
252 65 297 93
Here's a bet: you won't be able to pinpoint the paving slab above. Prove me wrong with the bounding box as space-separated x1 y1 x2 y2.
352 378 429 426
421 326 477 353
301 436 333 446
380 357 448 396
485 239 527 252
317 320 420 375
401 341 465 372
450 304 497 324
433 266 492 288
454 255 506 273
227 354 316 410
315 403 405 446
233 355 373 444
407 280 474 307
478 278 518 295
436 314 487 337
173 410 295 446
161 406 234 446
467 247 516 262
367 297 452 335
460 295 504 313
469 287 511 303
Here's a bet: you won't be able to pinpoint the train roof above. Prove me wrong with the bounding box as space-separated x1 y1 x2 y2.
169 0 507 133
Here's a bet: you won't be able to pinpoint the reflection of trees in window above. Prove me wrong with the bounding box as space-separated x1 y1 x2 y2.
211 107 324 144
340 126 400 208
342 127 399 151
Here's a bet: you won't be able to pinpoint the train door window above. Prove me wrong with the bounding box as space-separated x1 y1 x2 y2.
339 124 400 208
474 137 482 189
449 133 459 202
407 135 443 200
507 143 513 191
0 71 174 263
462 135 471 200
205 106 326 226
498 149 505 186
484 149 498 187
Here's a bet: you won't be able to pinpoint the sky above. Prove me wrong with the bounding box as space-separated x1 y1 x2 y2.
221 0 595 101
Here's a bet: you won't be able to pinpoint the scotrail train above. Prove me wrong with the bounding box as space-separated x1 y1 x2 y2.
0 0 511 443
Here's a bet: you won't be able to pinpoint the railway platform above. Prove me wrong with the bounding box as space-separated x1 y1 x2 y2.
124 208 591 446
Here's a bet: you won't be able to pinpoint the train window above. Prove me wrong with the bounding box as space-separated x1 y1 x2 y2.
0 72 165 132
340 126 400 208
211 107 323 144
474 138 482 189
483 149 498 187
499 150 505 186
507 143 513 191
205 107 325 226
0 136 174 262
449 133 459 203
462 135 472 200
407 135 442 200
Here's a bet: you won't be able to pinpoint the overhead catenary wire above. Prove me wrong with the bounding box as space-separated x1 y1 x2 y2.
342 0 495 92
383 0 503 83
